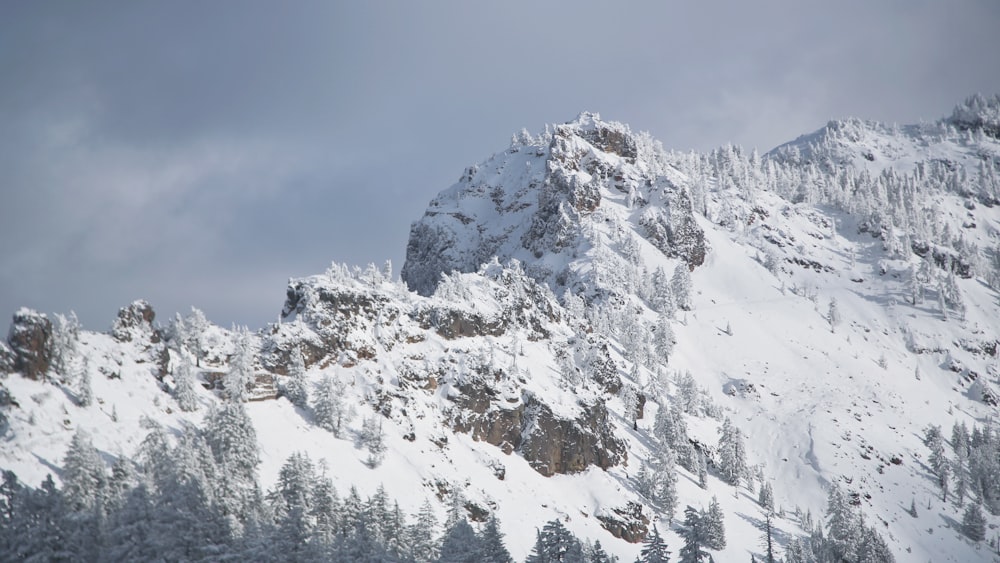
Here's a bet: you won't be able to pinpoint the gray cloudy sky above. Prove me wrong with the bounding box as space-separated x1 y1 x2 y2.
2 1 999 330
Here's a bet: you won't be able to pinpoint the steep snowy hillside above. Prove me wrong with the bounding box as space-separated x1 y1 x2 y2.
2 96 1000 562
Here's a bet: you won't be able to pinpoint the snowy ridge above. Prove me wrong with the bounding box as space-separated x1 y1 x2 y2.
3 97 1000 561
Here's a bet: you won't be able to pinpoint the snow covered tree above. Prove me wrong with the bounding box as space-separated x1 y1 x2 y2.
926 425 950 500
437 516 481 563
678 506 709 563
825 484 860 562
704 496 726 550
639 524 670 562
761 511 776 563
224 326 256 403
585 540 614 563
172 358 199 412
827 297 841 333
650 267 677 317
313 375 348 437
478 515 513 563
407 498 440 563
676 371 701 415
77 358 93 407
758 481 774 512
527 519 584 562
204 401 261 531
672 263 693 311
718 418 749 487
962 503 986 541
270 452 318 559
654 314 674 364
62 429 106 512
359 415 387 468
283 346 309 408
185 307 210 367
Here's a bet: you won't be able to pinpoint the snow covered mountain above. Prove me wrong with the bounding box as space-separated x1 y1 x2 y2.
2 95 1000 562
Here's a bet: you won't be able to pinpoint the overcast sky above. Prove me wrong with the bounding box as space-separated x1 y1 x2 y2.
2 2 999 331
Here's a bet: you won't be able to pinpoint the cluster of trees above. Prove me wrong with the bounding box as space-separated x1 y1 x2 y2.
925 420 1000 540
667 120 1000 293
782 484 895 563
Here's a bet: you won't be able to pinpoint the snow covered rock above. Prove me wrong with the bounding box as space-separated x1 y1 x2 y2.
402 112 705 297
6 308 52 380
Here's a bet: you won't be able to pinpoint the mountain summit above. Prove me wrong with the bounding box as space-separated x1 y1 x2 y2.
402 112 705 298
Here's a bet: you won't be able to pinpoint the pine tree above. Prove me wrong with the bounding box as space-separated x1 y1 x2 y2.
527 519 584 562
283 347 309 408
704 496 726 550
478 515 514 563
313 375 347 437
672 264 693 311
437 517 481 563
762 511 776 563
360 415 387 468
62 429 106 512
77 358 93 407
718 418 749 487
962 503 986 541
587 540 614 563
926 425 950 500
172 358 199 412
639 524 671 562
185 307 210 367
678 506 709 563
827 297 841 333
225 326 256 403
758 482 774 512
407 498 440 563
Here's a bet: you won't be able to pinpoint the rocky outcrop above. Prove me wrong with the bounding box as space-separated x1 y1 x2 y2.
111 300 158 343
402 113 705 298
598 502 649 543
450 383 626 477
7 308 52 380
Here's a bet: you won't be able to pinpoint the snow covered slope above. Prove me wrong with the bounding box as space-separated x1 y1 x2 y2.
3 95 1000 561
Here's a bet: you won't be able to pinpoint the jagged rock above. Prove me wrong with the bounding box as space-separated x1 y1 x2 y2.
597 502 649 543
7 308 52 380
111 300 158 343
402 113 706 297
450 383 626 477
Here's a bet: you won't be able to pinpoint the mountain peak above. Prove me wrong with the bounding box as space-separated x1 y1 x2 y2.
401 116 704 298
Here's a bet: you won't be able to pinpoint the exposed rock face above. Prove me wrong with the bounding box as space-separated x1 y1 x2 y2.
450 383 626 477
598 502 649 543
402 113 706 297
7 309 52 380
111 300 158 343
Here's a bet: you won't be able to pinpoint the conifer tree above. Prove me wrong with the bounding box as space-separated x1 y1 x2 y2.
224 326 256 403
172 358 199 412
962 503 986 541
639 524 671 562
672 264 693 311
678 506 709 563
718 418 749 487
704 496 726 550
313 375 348 437
478 515 514 563
283 346 309 408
